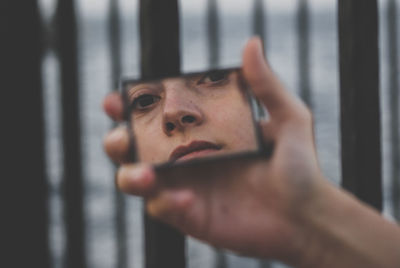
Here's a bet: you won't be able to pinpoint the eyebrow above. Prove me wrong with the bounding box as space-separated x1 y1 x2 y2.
129 76 195 91
126 72 212 95
127 81 162 94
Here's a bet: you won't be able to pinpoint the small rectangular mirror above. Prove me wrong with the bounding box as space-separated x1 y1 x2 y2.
121 68 270 171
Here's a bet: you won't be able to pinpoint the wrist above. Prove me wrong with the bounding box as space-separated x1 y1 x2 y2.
264 175 331 267
293 180 346 268
282 179 356 268
287 178 333 267
292 179 400 268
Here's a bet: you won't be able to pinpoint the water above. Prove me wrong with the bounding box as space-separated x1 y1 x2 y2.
43 4 399 268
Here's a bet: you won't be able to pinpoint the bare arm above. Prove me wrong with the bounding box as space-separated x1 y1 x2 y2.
298 181 400 268
103 37 400 268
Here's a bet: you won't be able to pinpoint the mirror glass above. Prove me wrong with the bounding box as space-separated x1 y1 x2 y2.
121 68 268 168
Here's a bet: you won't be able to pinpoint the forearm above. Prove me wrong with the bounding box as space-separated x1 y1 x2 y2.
298 180 400 268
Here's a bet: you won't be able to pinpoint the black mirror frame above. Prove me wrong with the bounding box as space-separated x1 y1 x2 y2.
120 67 273 173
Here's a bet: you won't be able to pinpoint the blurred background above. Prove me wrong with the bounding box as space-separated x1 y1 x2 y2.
36 0 399 267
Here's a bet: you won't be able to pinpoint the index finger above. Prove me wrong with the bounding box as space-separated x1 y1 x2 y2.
103 91 124 122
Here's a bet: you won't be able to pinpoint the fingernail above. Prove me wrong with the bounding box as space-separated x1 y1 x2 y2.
107 127 125 144
252 37 269 70
255 37 265 60
123 165 147 181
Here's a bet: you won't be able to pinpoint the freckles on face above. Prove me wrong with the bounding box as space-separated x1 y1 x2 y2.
206 86 257 152
130 71 258 164
134 113 170 163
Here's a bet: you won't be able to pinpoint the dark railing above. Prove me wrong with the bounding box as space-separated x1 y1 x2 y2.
338 0 382 210
206 1 228 267
5 0 398 267
207 0 220 69
55 1 87 267
387 0 399 221
297 0 312 108
140 1 186 268
2 1 49 268
253 0 266 47
108 1 128 268
252 3 274 268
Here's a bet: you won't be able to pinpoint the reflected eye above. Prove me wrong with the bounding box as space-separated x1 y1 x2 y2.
132 94 160 110
198 70 230 85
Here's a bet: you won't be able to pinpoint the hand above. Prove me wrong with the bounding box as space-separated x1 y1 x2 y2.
103 37 400 268
103 37 322 264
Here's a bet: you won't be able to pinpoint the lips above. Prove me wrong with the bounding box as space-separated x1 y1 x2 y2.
169 140 222 162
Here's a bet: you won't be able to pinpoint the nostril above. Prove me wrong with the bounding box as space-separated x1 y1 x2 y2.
166 122 175 132
181 115 195 124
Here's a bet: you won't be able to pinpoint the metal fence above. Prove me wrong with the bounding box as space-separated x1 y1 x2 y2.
3 0 399 267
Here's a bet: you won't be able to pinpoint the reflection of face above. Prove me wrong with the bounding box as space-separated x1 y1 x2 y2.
126 70 257 163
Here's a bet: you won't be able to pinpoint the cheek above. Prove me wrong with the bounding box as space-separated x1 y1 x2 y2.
133 119 169 163
208 97 258 151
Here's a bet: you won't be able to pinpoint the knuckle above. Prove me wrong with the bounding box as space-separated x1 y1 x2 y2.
116 165 131 191
103 126 130 162
146 192 192 228
116 164 141 193
103 132 115 153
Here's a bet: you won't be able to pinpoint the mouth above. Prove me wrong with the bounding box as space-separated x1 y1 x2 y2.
169 140 222 162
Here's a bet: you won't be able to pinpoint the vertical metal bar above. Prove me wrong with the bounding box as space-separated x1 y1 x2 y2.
55 1 86 267
109 0 122 90
140 0 181 79
338 0 382 210
297 0 312 108
207 0 220 69
253 2 270 267
387 0 399 220
140 1 186 268
206 1 226 267
253 0 266 48
1 1 49 267
108 0 128 267
214 252 227 268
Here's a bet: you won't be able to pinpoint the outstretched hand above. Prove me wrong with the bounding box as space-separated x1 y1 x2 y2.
103 37 323 264
103 37 400 268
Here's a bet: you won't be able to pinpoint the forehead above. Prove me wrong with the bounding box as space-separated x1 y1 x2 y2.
124 70 241 93
125 74 201 92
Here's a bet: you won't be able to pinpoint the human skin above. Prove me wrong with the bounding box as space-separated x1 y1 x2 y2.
125 71 257 163
103 37 400 267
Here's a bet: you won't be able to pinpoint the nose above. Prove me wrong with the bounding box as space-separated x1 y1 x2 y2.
162 85 204 135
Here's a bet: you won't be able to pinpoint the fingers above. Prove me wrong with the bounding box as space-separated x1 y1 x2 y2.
147 190 195 228
117 163 156 196
118 164 197 231
118 163 196 229
242 37 307 122
103 125 131 163
103 91 124 121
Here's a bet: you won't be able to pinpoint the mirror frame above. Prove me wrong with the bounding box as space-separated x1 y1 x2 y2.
120 67 273 172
